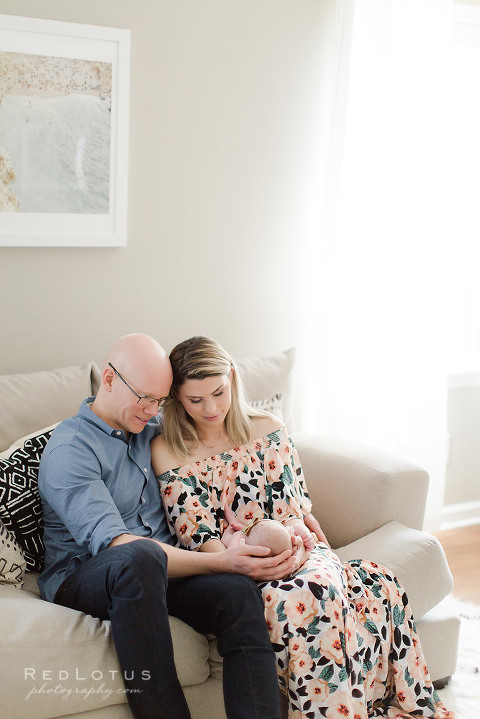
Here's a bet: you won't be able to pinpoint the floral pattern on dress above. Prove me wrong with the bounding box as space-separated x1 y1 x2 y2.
158 428 453 719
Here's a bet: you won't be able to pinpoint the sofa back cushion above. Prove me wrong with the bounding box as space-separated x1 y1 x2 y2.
236 348 295 429
0 352 294 572
0 362 101 452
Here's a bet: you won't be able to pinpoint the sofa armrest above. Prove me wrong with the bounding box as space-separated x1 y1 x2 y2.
291 432 429 549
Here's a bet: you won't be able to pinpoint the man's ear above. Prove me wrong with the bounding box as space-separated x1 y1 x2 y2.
103 366 115 393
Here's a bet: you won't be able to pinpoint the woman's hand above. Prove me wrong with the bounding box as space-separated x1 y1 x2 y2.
223 504 245 531
290 534 310 572
222 504 246 548
289 523 316 551
303 512 330 548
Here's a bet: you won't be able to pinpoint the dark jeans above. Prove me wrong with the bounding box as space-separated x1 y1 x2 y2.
54 540 281 719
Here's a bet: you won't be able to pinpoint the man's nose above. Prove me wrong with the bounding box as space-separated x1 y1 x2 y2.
143 402 159 417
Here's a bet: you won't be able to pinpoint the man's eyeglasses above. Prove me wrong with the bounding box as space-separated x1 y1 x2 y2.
108 363 167 411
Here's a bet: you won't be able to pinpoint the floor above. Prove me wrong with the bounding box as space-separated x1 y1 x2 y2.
434 523 480 604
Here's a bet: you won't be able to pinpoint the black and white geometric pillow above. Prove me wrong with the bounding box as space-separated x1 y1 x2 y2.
0 429 54 572
0 518 26 587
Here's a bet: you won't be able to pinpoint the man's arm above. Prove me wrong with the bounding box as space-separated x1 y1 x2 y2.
40 444 133 555
109 532 299 581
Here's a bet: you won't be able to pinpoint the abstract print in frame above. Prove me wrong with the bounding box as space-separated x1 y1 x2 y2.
0 14 130 246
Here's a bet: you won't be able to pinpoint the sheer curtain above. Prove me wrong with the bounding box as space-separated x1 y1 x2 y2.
297 0 476 530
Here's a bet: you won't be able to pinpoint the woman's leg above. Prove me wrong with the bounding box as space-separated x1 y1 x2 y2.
260 546 454 719
260 546 363 719
344 558 453 719
54 540 191 719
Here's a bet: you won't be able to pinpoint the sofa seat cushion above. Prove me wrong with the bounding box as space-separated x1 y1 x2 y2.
0 584 211 719
335 521 453 620
415 599 461 682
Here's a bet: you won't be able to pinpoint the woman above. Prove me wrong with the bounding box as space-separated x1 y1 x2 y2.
151 336 453 719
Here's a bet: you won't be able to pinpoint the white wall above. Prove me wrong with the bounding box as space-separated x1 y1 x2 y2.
443 375 480 527
0 0 333 373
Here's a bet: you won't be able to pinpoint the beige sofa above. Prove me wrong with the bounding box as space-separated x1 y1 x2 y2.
0 353 459 719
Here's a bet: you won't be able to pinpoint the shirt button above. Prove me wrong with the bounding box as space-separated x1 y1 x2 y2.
142 497 146 504
116 431 122 436
143 467 148 473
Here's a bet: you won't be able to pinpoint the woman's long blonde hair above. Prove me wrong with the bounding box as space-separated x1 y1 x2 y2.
162 336 268 458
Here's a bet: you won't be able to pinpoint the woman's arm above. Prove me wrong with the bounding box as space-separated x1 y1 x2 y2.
303 512 330 547
261 430 330 548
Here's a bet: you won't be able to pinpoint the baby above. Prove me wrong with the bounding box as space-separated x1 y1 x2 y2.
222 511 316 558
243 517 293 556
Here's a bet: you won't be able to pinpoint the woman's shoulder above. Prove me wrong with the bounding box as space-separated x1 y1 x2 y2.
250 413 285 439
151 434 183 476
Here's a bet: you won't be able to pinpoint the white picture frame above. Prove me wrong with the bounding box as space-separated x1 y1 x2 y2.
0 14 130 247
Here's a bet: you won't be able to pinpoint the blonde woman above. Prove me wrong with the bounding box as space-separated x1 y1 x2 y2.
152 336 453 719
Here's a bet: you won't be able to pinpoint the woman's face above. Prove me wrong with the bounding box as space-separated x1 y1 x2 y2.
177 372 232 431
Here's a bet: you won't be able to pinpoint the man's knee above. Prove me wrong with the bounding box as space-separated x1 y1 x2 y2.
107 539 168 588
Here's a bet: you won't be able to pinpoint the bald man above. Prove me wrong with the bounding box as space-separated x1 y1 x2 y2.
38 334 291 719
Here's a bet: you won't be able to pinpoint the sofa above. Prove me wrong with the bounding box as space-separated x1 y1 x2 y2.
0 351 460 719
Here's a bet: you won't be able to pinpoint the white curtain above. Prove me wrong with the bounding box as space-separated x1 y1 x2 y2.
298 0 480 529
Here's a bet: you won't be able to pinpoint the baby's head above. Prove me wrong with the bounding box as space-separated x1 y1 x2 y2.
244 518 292 556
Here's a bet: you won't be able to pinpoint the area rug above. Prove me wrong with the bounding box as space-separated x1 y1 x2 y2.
436 597 480 718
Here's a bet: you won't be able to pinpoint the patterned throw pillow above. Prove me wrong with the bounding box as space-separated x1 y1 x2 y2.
0 427 55 571
250 394 284 421
0 518 26 588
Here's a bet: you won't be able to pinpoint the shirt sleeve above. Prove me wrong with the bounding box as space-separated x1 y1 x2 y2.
40 442 131 555
264 434 313 522
158 468 222 550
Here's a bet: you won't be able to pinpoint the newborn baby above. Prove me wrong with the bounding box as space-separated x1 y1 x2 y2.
243 517 293 556
221 507 317 564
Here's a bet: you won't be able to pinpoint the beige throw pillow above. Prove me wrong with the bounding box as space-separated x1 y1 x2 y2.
236 348 295 429
250 394 284 422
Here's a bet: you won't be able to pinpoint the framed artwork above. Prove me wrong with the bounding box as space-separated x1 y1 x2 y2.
0 14 130 247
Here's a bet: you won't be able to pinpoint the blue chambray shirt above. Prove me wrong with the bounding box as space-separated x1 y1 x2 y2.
38 397 174 602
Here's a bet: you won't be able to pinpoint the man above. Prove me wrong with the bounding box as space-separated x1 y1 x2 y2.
39 333 299 719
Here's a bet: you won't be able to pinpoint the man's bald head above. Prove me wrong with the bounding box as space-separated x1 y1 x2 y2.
105 334 171 391
92 334 173 435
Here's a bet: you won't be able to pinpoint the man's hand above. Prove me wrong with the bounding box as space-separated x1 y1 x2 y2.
220 504 314 579
218 540 299 581
219 506 297 579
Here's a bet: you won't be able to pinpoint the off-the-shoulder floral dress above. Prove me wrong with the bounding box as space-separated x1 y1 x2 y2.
157 428 453 719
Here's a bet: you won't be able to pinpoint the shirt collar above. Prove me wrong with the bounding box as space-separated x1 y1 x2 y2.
79 397 128 440
78 397 161 442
